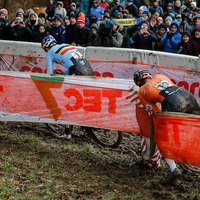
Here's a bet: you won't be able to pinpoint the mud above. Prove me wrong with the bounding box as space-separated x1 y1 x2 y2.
0 121 200 199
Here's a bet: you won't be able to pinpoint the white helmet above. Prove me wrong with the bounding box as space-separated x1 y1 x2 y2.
41 35 57 51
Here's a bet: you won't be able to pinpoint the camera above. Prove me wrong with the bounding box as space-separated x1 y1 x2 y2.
167 31 174 38
141 26 145 29
99 19 112 37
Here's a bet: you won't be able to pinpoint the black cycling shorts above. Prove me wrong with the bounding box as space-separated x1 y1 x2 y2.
160 85 200 115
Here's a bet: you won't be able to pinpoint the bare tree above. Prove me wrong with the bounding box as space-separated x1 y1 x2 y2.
3 0 12 13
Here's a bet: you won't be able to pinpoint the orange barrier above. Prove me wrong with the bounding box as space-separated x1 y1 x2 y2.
153 112 200 168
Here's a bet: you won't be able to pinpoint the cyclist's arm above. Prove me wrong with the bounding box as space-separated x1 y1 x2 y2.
46 51 54 74
140 97 161 113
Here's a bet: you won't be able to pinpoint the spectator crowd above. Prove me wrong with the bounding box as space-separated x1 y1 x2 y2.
0 0 200 56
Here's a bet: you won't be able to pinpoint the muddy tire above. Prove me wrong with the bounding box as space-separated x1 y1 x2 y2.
179 163 200 173
85 127 123 148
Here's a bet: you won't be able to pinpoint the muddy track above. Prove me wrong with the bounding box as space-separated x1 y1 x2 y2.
0 121 200 199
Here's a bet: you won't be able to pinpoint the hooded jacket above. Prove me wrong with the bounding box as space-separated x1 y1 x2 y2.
54 1 67 18
149 3 163 16
25 12 42 36
187 14 200 35
46 0 56 21
34 23 49 43
161 20 182 53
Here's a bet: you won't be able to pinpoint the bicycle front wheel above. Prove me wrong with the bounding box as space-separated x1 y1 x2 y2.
85 127 123 148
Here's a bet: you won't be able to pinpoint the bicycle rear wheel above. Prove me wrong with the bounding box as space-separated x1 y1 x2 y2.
85 127 123 148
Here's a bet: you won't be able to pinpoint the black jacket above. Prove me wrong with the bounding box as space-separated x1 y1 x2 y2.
133 0 147 9
74 26 90 47
132 29 157 50
126 3 139 18
66 23 78 44
7 24 33 41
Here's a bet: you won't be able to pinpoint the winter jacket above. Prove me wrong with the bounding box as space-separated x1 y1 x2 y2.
93 31 123 47
25 13 42 37
66 23 78 44
54 1 67 18
89 6 105 20
132 27 157 50
46 1 56 21
161 20 182 53
34 24 49 43
6 24 33 41
73 26 90 46
119 27 131 48
126 3 138 18
189 24 200 56
187 14 200 35
149 5 163 16
49 24 66 44
162 0 174 13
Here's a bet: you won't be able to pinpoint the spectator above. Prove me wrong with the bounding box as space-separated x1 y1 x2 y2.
34 23 49 43
187 11 195 26
71 0 82 9
66 13 77 44
122 9 129 18
99 0 109 10
189 24 200 56
142 11 151 22
77 10 90 28
176 14 188 33
87 23 98 45
89 0 104 20
113 3 124 18
161 20 181 53
174 0 181 14
72 16 90 46
188 14 200 35
116 12 123 19
177 30 192 55
16 8 25 21
46 0 56 21
88 12 98 27
25 12 42 36
25 9 34 21
154 23 167 51
104 9 112 20
93 19 123 47
0 11 9 39
54 1 67 19
63 16 70 28
162 0 174 13
1 9 8 21
7 17 33 41
62 0 71 10
163 3 176 21
190 2 196 10
165 16 172 28
133 0 148 10
80 0 90 14
138 6 148 15
39 13 47 25
111 0 120 16
67 3 78 16
126 0 138 18
49 15 66 44
149 0 163 17
119 26 131 48
184 0 192 9
132 21 157 50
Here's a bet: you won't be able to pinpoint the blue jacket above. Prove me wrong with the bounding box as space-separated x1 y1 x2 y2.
49 24 66 44
161 20 181 53
89 7 104 20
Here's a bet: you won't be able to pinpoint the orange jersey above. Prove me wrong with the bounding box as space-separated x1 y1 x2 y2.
139 74 174 112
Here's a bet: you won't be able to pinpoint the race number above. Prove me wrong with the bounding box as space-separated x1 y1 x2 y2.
153 79 173 90
70 50 83 60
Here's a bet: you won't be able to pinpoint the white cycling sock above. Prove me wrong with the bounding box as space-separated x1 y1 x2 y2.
165 158 177 172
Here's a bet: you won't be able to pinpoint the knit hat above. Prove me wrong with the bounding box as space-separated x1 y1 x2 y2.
153 0 158 2
167 3 173 8
70 2 76 9
78 9 85 16
39 12 46 19
157 16 163 21
69 13 77 20
165 16 172 22
126 14 133 18
116 12 123 19
15 17 23 21
16 8 24 16
158 23 167 30
171 23 178 28
155 9 160 14
53 15 61 22
122 9 129 15
191 2 196 7
1 9 8 15
90 23 98 30
63 16 69 20
26 9 34 16
104 9 111 15
0 10 5 16
77 16 85 24
112 18 120 26
182 30 191 37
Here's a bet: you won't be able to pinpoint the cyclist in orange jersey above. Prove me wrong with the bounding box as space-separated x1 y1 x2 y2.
134 69 200 183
